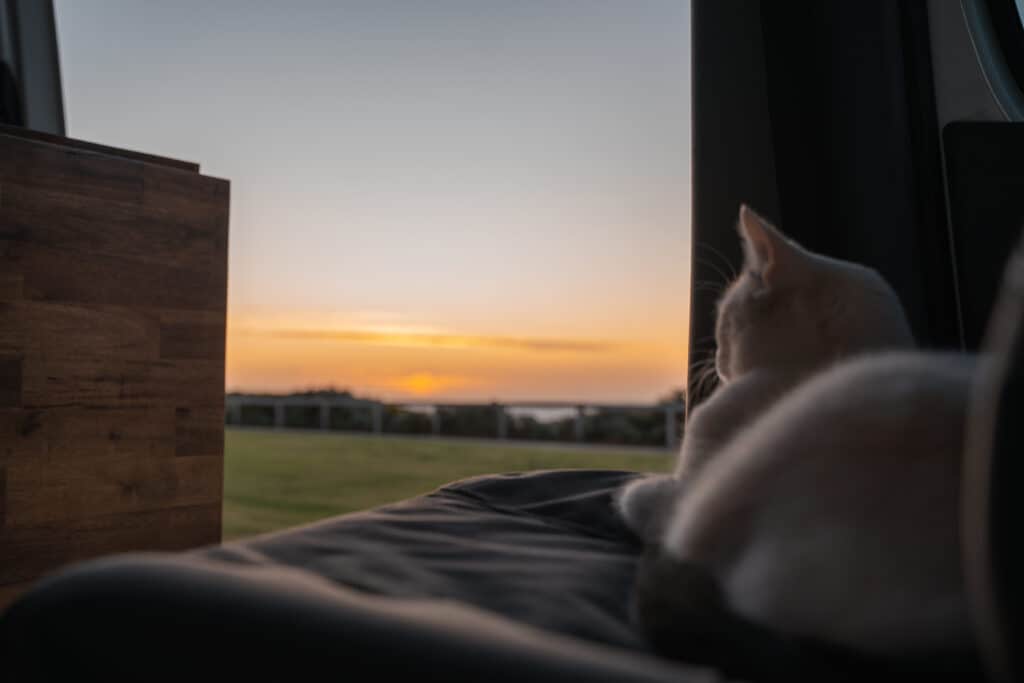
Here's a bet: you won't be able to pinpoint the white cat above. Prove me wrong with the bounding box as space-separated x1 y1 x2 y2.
617 205 915 539
653 350 975 658
622 205 977 660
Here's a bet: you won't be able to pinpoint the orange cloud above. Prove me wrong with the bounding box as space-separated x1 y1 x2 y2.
224 314 688 401
236 327 619 354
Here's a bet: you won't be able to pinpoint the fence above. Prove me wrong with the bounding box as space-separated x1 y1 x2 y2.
226 396 686 450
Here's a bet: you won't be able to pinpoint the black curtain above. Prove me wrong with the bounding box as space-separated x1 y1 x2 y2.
1 61 23 125
689 0 958 410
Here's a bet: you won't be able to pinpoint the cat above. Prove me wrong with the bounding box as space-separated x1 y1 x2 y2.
647 350 976 662
621 205 979 670
617 205 915 540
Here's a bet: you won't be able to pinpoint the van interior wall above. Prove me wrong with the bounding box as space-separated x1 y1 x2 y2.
688 0 781 411
690 0 961 415
761 1 960 348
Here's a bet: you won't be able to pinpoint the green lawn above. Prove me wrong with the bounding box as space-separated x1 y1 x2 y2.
223 427 672 540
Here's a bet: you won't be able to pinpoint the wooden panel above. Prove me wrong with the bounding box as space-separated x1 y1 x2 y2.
161 322 224 360
0 504 222 586
0 127 228 608
0 122 200 172
1 180 227 272
5 455 222 527
0 301 160 362
0 273 22 301
0 406 176 463
16 358 224 409
175 406 225 458
0 139 145 204
4 239 226 311
0 360 20 407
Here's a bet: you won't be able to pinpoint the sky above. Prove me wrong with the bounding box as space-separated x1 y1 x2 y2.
53 1 692 403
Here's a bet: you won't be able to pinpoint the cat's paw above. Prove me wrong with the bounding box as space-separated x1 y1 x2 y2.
615 474 680 541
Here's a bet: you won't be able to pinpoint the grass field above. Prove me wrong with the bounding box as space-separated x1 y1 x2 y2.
223 427 672 540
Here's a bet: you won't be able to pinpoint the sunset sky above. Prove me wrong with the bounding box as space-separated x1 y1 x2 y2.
54 1 692 403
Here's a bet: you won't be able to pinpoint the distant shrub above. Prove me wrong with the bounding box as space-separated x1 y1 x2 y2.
228 389 683 447
437 405 499 438
383 407 432 435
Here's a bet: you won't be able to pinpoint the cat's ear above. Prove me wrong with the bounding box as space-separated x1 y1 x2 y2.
737 205 801 291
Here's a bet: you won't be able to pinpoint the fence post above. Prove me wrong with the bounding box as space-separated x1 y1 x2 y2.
495 403 507 440
273 400 285 429
431 406 441 437
665 404 679 450
227 399 241 426
319 401 330 430
371 402 383 434
574 406 585 442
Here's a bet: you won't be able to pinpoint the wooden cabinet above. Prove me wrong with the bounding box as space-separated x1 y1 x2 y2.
0 124 229 608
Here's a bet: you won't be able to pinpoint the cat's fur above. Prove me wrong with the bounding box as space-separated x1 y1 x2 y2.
655 350 974 657
620 205 976 661
617 205 915 538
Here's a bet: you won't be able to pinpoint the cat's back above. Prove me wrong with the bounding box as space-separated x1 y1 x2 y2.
678 367 801 474
662 351 976 655
677 352 974 502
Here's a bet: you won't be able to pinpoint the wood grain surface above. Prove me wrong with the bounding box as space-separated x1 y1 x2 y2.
0 127 229 610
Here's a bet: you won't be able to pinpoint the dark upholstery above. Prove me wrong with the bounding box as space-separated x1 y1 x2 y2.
1 468 989 680
0 470 720 681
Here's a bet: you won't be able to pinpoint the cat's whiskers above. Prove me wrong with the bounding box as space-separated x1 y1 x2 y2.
693 256 733 293
690 333 717 347
688 353 720 404
694 280 727 295
695 242 739 281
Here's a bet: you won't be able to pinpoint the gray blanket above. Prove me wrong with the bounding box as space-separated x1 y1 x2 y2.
0 468 981 681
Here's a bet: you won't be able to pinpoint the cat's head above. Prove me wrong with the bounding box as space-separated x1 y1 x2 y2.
713 205 914 383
